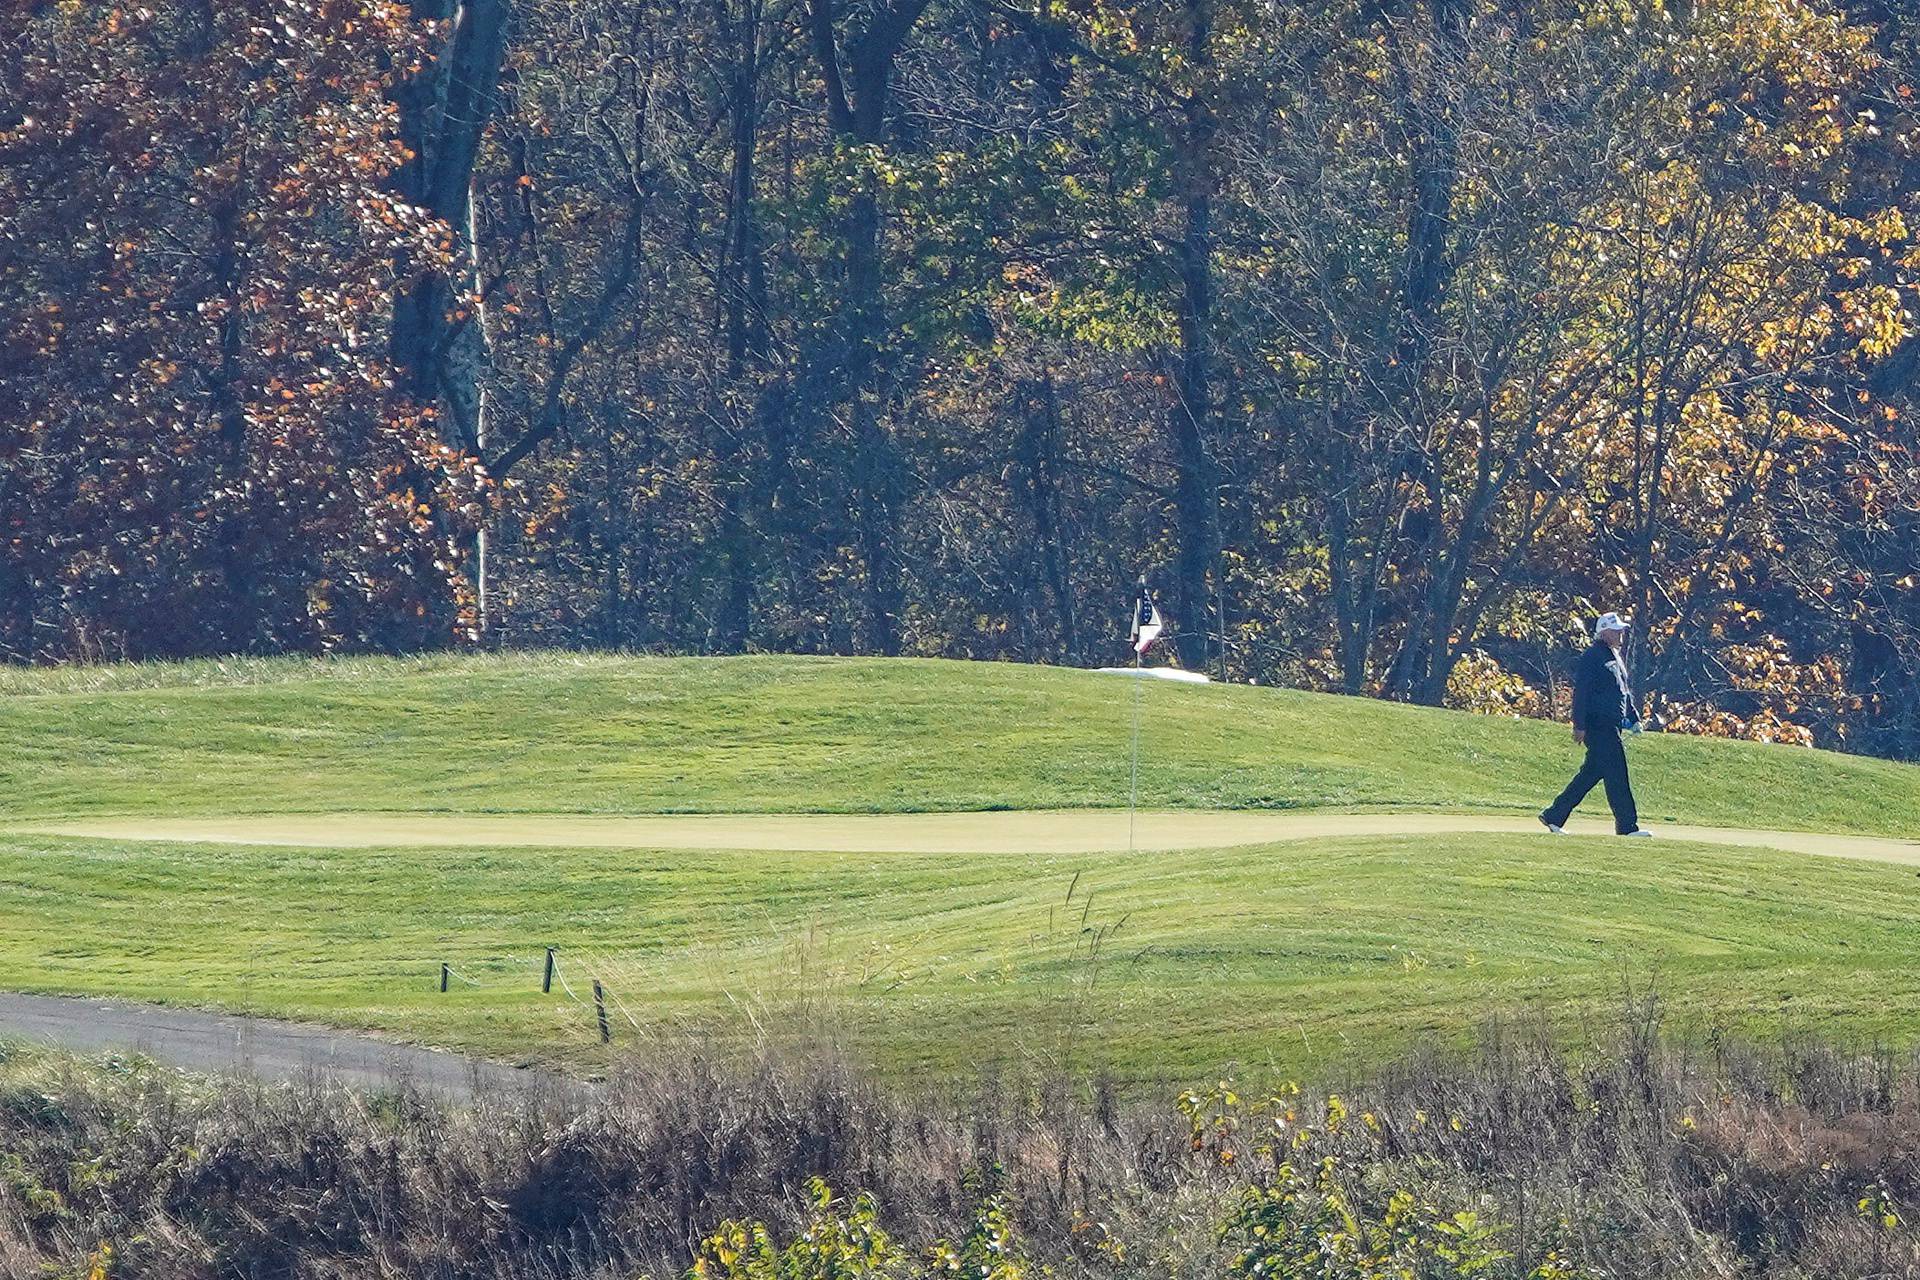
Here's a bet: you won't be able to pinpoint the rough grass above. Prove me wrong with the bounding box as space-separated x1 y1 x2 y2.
2 651 1917 835
5 827 1920 1079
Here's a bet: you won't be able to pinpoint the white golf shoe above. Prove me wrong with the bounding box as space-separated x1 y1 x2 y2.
1621 828 1654 837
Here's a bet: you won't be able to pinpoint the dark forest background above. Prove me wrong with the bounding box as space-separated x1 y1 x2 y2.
4 0 1919 756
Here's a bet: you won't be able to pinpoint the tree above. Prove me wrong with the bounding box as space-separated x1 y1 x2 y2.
387 0 511 455
0 0 481 661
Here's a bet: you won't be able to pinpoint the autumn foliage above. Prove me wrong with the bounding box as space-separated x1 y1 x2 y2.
3 0 1919 758
0 1 480 662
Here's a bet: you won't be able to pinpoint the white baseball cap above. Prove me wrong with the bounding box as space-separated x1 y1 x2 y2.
1594 611 1631 635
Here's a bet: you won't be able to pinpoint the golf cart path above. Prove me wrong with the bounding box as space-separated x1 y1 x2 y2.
0 991 551 1098
17 808 1920 867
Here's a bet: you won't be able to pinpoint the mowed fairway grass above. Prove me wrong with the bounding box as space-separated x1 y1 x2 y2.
4 651 1920 1080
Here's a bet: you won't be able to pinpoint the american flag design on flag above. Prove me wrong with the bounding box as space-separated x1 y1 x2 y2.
1130 587 1163 655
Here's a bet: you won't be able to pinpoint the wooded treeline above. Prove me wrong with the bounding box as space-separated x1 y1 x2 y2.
4 0 1919 755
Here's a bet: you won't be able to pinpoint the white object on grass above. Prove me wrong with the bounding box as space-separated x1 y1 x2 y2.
1096 667 1210 683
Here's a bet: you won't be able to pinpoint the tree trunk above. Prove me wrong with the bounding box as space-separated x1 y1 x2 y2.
1018 374 1080 663
843 123 900 654
1393 0 1468 387
1167 0 1220 673
1328 501 1366 694
1377 0 1470 699
388 0 510 450
713 0 769 652
853 397 902 655
205 148 264 650
805 0 932 655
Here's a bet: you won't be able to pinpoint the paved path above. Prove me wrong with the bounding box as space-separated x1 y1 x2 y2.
17 809 1920 866
0 992 548 1098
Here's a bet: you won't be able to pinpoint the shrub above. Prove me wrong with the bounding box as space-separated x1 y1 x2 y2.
690 1178 897 1280
2 1020 1919 1278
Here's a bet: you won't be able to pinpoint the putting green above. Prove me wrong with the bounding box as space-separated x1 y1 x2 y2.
17 809 1920 867
12 655 1920 1081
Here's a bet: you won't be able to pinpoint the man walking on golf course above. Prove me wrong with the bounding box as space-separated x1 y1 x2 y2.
1541 612 1653 838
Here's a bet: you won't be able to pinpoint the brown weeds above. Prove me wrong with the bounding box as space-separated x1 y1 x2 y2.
0 1015 1916 1278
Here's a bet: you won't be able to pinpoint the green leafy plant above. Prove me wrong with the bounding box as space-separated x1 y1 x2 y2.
925 1165 1046 1280
1221 1158 1514 1280
1208 1083 1584 1280
688 1179 896 1280
686 1169 1051 1280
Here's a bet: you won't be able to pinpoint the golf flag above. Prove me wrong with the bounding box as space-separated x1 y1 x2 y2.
1129 580 1163 655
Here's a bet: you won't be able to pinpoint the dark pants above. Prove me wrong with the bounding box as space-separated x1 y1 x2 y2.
1543 729 1639 834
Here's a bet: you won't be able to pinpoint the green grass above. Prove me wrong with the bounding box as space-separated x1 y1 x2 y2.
6 651 1920 1081
3 651 1916 834
4 828 1920 1080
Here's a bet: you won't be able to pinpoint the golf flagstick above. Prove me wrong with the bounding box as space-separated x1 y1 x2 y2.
1129 644 1141 855
1126 576 1162 856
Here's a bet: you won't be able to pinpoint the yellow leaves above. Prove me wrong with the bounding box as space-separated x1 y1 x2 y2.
1838 284 1907 360
1863 205 1907 246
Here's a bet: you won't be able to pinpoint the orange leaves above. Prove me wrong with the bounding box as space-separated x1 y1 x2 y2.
0 0 480 660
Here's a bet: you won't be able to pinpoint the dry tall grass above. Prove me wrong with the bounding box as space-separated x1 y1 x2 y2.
2 1008 1917 1278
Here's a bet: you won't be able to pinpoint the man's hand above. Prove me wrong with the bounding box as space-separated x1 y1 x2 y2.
1573 727 1586 745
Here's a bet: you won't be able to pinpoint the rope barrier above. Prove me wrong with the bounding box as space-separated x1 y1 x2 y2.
600 978 644 1032
559 941 649 1032
549 955 591 1008
425 947 645 1046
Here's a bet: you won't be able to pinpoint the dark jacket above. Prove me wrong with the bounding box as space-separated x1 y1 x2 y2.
1572 640 1636 734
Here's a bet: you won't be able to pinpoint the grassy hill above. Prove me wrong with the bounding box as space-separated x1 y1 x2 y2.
3 650 1917 834
5 827 1920 1081
5 651 1920 1081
